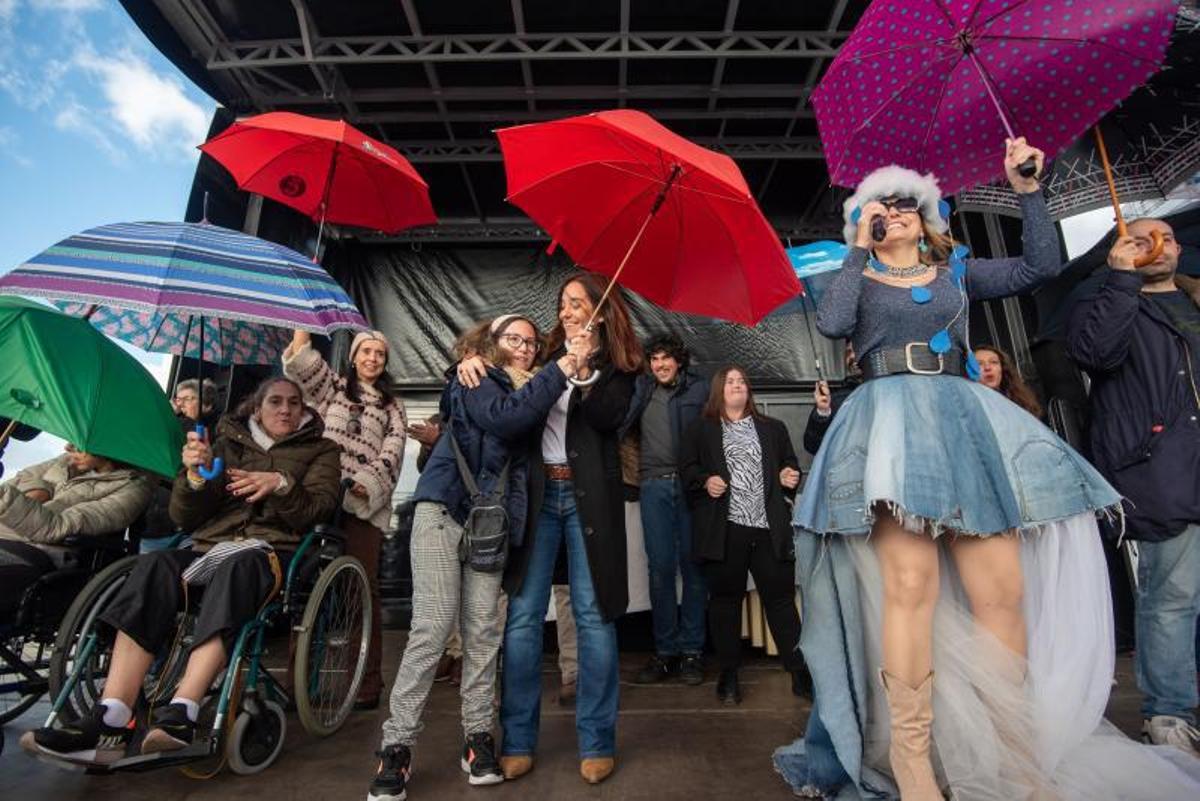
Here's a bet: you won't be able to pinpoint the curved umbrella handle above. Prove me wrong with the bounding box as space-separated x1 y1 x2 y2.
1133 229 1165 269
193 424 224 481
1016 157 1038 179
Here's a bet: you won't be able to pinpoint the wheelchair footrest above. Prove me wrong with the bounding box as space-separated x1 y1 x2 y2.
25 738 216 775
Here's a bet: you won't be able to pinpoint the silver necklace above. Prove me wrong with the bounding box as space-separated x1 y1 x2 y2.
868 254 930 277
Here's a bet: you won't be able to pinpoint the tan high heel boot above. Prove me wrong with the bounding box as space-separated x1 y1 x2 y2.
880 670 943 801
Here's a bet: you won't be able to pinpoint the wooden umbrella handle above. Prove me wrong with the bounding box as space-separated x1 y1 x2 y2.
1093 126 1164 267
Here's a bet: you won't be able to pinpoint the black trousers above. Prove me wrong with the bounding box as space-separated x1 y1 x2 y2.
98 548 279 656
701 523 802 672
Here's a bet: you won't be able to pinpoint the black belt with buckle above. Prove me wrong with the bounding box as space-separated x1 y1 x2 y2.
862 343 963 381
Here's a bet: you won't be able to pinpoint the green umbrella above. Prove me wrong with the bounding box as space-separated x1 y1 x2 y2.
0 296 183 478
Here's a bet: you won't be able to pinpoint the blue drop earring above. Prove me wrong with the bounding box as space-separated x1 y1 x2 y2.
918 236 929 254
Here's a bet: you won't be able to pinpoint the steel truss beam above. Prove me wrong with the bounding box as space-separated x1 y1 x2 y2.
358 217 840 243
391 137 824 163
209 30 849 71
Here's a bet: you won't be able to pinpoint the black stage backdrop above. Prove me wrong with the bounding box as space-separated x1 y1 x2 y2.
327 244 836 388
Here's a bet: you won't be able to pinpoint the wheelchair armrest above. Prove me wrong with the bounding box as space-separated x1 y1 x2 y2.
312 523 344 543
59 533 131 555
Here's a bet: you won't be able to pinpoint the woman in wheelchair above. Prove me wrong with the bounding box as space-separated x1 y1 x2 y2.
0 445 153 614
24 376 341 765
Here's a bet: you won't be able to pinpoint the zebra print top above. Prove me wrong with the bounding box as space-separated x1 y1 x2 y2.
721 416 768 529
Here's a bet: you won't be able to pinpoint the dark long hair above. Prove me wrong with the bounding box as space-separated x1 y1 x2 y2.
546 272 644 373
974 344 1043 418
342 343 398 407
702 365 762 422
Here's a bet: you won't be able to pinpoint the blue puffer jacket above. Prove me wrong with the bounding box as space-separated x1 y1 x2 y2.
414 362 568 545
620 368 710 456
1067 269 1200 542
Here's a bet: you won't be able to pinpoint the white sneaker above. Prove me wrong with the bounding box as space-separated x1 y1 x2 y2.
1141 715 1200 755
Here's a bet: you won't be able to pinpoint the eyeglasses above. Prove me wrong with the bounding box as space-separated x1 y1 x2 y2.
347 404 364 436
498 333 539 352
876 195 921 214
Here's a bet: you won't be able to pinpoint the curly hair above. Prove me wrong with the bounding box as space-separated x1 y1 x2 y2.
974 344 1043 418
643 332 689 372
453 315 543 369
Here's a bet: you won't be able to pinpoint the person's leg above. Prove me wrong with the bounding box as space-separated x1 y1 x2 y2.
674 478 708 659
873 509 941 801
499 492 562 762
379 504 466 748
343 516 385 704
701 525 753 673
458 555 506 784
639 478 682 661
745 529 802 673
1134 525 1200 728
561 489 619 780
553 584 578 684
947 533 1026 658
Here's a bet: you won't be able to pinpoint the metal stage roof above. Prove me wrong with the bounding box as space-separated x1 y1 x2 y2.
122 0 871 241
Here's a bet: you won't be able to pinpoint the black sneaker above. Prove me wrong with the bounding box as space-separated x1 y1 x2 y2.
679 654 705 686
633 654 677 684
716 669 742 705
24 702 133 764
368 743 413 801
460 732 503 786
141 702 196 754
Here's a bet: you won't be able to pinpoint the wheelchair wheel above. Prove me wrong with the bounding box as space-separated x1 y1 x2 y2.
0 632 47 724
294 555 371 737
226 697 286 775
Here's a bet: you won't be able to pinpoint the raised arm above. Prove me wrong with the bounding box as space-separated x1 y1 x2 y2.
964 189 1063 300
282 331 339 412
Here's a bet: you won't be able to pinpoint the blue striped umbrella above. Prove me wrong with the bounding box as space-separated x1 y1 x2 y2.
0 221 368 334
0 220 368 367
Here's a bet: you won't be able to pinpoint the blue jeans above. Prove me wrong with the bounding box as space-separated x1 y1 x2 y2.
501 479 619 758
1134 524 1200 723
639 476 706 656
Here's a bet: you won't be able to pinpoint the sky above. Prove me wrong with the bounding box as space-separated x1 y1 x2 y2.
1 0 213 470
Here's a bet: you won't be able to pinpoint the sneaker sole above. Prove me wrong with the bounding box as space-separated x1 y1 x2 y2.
461 758 505 785
21 730 127 765
141 728 190 754
367 790 407 801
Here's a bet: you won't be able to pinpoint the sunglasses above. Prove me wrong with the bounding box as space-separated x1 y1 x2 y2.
498 333 540 352
876 195 921 214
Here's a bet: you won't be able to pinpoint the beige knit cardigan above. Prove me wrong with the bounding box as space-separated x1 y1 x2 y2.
282 343 407 530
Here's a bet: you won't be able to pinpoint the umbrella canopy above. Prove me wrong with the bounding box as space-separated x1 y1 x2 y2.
199 111 437 235
0 221 369 335
496 109 798 326
53 304 293 366
959 11 1200 219
813 0 1179 196
0 297 183 478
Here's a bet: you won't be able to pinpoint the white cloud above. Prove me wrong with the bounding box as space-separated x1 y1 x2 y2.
0 0 17 22
29 0 102 10
0 124 33 167
75 49 210 158
53 96 126 163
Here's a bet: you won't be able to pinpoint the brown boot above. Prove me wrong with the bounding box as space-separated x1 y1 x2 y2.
580 756 615 784
500 754 533 780
880 670 942 801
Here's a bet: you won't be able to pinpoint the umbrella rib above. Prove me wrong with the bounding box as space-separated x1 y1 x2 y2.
973 0 1039 33
976 34 1167 67
830 50 960 179
838 40 955 67
687 183 756 323
917 55 961 174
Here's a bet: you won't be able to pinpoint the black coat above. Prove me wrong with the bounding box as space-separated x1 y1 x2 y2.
503 362 637 622
802 378 861 456
1066 269 1200 541
679 414 800 563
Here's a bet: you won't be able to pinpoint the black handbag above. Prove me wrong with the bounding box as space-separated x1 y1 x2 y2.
447 420 511 573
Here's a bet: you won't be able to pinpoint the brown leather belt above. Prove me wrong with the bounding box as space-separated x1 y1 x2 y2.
544 463 574 481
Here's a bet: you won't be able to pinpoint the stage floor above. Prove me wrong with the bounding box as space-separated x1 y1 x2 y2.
1 631 1148 801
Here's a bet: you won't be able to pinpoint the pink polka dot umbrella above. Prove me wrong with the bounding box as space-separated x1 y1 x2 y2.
813 0 1180 198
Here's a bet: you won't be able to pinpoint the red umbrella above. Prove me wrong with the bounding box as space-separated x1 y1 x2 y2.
199 112 436 248
496 110 799 327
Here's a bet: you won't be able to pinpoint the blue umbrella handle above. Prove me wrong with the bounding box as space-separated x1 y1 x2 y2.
193 424 224 480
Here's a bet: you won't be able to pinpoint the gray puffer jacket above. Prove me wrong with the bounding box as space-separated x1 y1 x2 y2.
0 455 154 544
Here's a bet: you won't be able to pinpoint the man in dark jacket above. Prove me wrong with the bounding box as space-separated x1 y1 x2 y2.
620 334 709 685
1066 218 1200 754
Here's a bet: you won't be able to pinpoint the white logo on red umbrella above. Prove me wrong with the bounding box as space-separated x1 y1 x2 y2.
360 139 397 164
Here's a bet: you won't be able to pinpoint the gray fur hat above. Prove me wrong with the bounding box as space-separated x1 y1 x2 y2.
842 165 948 245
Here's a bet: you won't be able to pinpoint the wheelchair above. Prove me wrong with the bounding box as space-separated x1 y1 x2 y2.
0 533 135 726
30 511 372 776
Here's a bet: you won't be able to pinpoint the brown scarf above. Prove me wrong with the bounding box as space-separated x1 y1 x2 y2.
504 364 537 390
